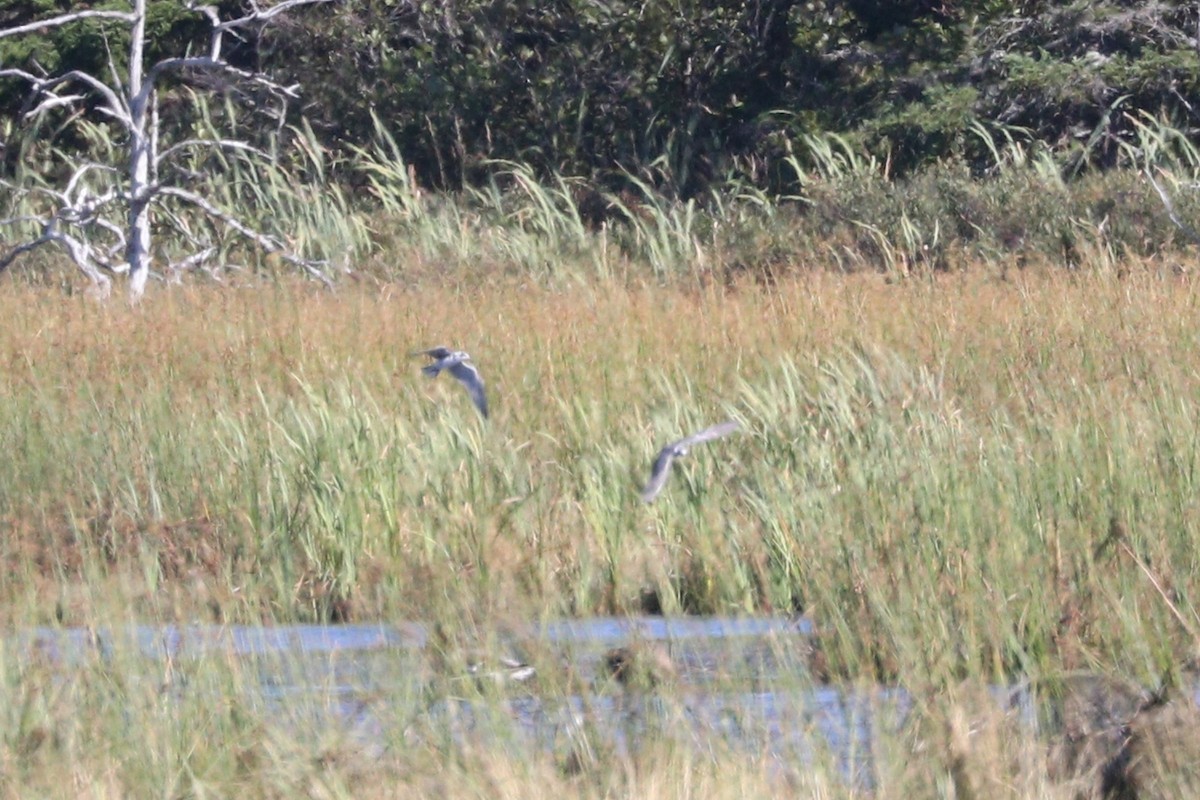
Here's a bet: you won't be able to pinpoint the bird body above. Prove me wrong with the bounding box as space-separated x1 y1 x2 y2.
413 346 489 418
427 622 536 687
641 420 740 502
469 655 537 686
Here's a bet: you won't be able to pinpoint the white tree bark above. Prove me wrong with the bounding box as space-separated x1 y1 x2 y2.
126 0 153 301
0 0 334 301
1146 168 1200 247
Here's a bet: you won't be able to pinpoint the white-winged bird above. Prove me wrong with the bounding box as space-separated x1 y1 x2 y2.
641 420 740 503
413 346 489 419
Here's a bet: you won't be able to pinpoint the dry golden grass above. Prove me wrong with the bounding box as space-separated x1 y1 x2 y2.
6 264 1197 414
5 259 1200 796
0 261 1198 668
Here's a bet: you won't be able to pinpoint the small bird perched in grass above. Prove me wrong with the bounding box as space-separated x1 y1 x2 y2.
413 346 489 418
641 419 740 502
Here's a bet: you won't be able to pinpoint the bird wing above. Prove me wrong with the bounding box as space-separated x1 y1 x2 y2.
448 360 489 418
641 447 677 503
412 346 453 360
677 419 740 448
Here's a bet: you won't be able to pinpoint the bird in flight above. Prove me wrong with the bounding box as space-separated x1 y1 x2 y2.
413 346 489 418
641 419 740 503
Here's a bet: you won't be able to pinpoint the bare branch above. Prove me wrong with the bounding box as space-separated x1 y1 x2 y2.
0 10 136 40
135 61 300 134
89 215 127 248
157 186 333 286
1146 167 1200 246
0 235 55 273
60 193 122 227
1 0 340 298
153 188 278 248
0 68 131 126
167 246 218 273
7 183 68 207
186 5 224 59
100 26 126 99
157 138 270 165
63 162 119 199
208 0 335 31
150 88 159 186
23 93 86 119
136 1 331 108
141 57 301 109
0 217 114 293
1 161 125 273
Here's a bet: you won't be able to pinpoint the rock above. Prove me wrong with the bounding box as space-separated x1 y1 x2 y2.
1038 672 1152 788
903 672 1200 799
1102 698 1200 800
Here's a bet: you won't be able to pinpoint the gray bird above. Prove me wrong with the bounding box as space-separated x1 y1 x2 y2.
468 654 538 686
413 346 489 418
427 623 536 687
641 420 740 503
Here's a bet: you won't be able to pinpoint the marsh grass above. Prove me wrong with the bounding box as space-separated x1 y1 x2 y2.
9 106 1200 800
3 264 1200 794
11 115 1200 295
350 120 1200 286
0 622 1115 800
0 268 1196 661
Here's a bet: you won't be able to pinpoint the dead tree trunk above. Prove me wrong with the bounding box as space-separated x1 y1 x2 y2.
126 0 153 301
0 0 334 301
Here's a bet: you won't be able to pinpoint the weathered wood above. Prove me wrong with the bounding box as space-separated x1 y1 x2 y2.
0 0 334 301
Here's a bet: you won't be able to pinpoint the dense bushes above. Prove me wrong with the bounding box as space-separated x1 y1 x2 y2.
263 0 1200 191
4 0 1199 196
2 0 1199 290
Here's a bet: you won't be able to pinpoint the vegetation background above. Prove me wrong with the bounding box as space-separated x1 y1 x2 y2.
5 0 1200 284
3 3 1200 797
4 1 1200 191
8 0 1199 184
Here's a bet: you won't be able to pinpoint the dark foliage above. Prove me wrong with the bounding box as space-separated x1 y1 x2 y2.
2 0 1199 195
